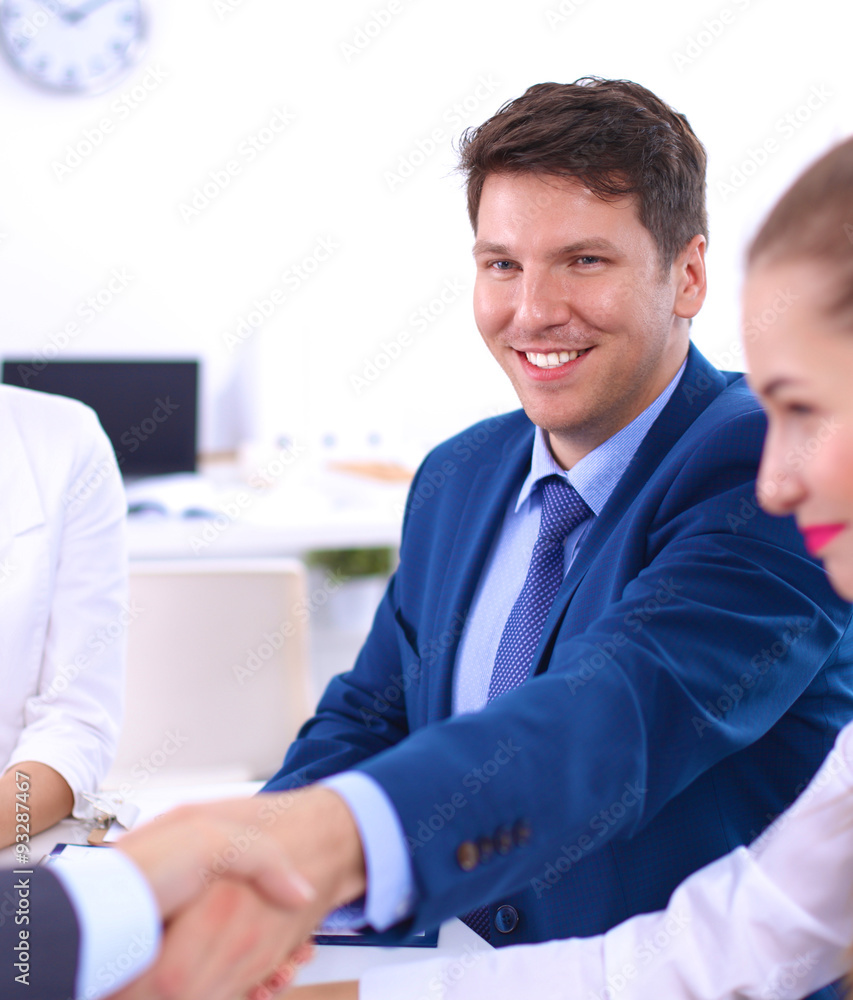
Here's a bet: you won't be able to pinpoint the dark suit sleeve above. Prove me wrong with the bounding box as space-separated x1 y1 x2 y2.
352 409 853 933
265 402 853 938
0 868 79 1000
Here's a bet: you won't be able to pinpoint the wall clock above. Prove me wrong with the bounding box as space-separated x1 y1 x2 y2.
0 0 145 94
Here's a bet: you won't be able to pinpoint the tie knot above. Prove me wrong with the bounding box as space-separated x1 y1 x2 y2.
538 475 591 543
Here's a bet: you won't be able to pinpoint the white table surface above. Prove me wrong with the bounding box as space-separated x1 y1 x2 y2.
126 467 409 560
294 916 492 986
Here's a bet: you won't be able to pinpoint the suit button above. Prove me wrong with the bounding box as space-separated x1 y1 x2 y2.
456 841 479 871
477 836 494 863
494 826 513 854
494 904 519 934
513 819 532 847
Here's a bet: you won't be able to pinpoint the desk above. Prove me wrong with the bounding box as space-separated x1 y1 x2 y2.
126 466 409 561
0 816 91 869
294 917 492 987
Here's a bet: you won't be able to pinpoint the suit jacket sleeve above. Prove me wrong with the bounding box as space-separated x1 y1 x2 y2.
0 868 79 999
362 721 853 999
266 400 853 936
357 405 852 934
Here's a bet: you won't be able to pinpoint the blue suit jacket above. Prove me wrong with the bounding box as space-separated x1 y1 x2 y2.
267 348 853 997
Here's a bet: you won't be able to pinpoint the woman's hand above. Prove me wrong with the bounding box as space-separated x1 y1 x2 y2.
0 761 73 848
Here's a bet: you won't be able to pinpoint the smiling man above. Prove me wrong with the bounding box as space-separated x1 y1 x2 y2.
133 80 853 1000
472 171 705 467
261 77 853 952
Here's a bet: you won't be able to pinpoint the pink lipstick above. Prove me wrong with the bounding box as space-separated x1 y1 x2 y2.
801 524 846 556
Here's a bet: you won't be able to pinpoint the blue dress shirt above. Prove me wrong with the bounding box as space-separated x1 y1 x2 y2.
324 358 687 931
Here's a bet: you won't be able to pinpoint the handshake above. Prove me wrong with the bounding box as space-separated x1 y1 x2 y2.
111 786 364 1000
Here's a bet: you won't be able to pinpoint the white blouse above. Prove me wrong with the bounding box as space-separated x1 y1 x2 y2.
363 720 853 999
0 385 126 817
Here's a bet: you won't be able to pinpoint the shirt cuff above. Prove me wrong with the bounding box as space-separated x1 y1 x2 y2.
49 847 160 999
322 771 416 931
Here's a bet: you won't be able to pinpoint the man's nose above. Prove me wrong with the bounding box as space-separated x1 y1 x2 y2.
514 270 572 335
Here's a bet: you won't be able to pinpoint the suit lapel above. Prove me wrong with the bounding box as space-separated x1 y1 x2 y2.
530 346 728 677
427 421 535 718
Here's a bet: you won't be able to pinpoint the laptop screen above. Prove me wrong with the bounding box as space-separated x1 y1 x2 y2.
2 359 199 478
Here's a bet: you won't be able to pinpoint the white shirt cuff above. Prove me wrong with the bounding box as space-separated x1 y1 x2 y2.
49 847 160 999
322 771 416 931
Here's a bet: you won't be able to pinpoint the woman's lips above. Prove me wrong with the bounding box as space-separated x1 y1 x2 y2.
801 523 847 556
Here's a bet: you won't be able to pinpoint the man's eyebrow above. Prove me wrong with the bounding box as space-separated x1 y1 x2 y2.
471 237 622 258
472 240 511 257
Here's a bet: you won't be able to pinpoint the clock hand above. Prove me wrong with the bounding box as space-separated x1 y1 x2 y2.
60 0 116 24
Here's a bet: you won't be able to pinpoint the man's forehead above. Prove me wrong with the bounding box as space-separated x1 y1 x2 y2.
474 177 647 259
478 170 637 206
475 171 642 236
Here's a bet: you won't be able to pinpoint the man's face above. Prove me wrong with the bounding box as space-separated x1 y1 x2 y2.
472 172 701 468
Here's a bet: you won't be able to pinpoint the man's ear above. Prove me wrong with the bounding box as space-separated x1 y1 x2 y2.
673 234 707 320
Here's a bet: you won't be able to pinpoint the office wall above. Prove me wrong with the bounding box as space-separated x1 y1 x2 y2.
0 0 848 458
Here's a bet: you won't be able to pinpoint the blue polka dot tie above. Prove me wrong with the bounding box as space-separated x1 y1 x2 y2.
462 475 592 942
488 475 592 702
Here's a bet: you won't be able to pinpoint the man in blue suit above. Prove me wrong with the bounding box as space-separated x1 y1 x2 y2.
254 78 852 997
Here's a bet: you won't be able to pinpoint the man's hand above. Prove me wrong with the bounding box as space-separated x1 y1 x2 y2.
116 800 317 920
110 881 315 1000
148 784 368 924
111 785 366 999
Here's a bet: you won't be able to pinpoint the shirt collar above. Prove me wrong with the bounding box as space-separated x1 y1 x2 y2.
516 357 688 515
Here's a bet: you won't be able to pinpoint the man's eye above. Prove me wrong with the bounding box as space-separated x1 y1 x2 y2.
577 256 603 266
491 260 515 270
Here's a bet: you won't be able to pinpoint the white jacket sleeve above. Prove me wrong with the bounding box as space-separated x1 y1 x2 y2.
4 394 127 819
362 721 853 1000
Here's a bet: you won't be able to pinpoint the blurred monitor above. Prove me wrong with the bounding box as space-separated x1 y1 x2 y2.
2 359 199 478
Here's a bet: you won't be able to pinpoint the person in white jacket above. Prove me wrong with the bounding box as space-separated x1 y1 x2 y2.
0 382 126 847
280 138 853 1000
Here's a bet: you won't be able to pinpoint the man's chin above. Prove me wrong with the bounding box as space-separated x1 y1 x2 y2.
515 395 583 433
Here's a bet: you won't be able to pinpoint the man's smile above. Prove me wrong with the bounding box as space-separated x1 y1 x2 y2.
522 346 594 369
513 345 595 381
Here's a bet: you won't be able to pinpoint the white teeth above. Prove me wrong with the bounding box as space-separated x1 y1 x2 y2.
525 349 586 369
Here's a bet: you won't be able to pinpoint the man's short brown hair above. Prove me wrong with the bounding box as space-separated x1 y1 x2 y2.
458 77 708 269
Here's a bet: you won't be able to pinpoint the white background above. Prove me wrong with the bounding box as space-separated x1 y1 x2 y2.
0 0 849 461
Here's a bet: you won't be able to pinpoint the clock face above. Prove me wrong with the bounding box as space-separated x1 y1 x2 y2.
0 0 145 94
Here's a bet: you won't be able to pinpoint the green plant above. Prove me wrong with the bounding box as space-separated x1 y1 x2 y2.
306 547 394 578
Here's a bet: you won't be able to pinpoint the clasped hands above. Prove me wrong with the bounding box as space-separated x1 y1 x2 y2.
111 786 365 1000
